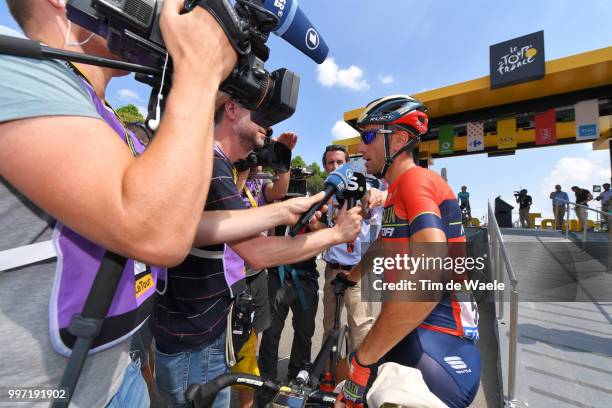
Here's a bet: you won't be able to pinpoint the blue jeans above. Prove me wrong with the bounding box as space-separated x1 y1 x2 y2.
155 331 229 408
106 359 149 408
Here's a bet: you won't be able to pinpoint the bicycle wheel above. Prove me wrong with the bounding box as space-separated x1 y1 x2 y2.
330 324 350 381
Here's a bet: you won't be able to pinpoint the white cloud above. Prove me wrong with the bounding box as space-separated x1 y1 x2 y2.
331 120 359 140
378 75 394 85
538 150 610 217
317 58 370 91
118 88 140 101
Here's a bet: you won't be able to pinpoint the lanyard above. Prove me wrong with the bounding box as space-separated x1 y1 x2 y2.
243 184 258 208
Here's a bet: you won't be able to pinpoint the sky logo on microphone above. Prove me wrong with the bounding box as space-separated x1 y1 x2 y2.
306 28 319 50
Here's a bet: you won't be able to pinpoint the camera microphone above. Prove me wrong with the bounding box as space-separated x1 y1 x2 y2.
288 164 353 237
342 172 367 252
263 0 329 64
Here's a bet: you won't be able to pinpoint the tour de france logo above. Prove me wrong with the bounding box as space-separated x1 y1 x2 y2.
497 45 538 75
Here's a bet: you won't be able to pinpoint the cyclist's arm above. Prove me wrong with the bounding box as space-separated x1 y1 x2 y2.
356 227 444 365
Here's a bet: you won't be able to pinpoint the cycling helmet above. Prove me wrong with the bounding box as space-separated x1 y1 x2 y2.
356 95 429 178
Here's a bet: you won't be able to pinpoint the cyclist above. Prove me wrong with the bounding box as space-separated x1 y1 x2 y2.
458 186 471 222
335 95 480 408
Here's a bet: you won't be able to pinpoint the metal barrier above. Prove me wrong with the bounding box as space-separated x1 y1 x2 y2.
487 201 523 408
557 199 610 242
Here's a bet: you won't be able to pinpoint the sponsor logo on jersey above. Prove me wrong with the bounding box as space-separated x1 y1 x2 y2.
444 356 472 374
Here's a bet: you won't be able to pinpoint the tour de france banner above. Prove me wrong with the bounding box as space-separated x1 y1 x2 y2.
438 124 454 155
575 99 600 141
497 117 517 149
489 30 545 89
535 108 557 145
355 240 612 303
466 121 485 152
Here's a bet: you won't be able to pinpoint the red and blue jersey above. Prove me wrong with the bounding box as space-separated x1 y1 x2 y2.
381 166 478 341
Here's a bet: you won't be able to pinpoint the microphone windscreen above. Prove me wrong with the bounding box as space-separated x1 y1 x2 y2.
325 164 353 195
263 0 329 64
344 172 367 200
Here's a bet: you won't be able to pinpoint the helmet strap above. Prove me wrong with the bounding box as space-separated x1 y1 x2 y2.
374 126 419 179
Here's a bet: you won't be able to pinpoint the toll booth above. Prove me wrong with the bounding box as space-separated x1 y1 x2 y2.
335 44 612 174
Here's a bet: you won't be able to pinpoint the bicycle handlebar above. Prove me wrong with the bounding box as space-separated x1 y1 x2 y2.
185 373 337 407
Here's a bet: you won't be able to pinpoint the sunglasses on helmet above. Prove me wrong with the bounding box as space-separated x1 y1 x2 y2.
359 127 393 145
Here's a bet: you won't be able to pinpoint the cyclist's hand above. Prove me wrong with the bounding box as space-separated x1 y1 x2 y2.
364 188 387 210
337 352 379 407
331 272 356 295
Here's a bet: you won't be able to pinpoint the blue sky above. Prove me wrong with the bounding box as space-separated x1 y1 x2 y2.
1 0 611 222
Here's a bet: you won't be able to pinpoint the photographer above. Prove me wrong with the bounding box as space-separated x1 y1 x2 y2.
0 1 237 406
231 132 297 408
153 100 362 407
257 224 321 404
515 189 533 228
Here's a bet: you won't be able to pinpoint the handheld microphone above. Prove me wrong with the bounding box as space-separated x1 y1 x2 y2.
288 164 353 237
343 173 367 252
263 0 329 64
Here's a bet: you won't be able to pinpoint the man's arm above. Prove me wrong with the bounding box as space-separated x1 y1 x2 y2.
353 227 445 365
194 192 326 246
0 4 237 266
263 171 291 202
230 205 362 270
263 132 297 202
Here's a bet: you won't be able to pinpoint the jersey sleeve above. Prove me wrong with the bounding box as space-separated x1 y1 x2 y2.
397 172 445 236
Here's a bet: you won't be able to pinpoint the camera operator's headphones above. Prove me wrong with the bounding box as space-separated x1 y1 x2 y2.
356 95 429 179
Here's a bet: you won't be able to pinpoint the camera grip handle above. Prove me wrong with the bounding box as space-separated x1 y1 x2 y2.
195 0 251 56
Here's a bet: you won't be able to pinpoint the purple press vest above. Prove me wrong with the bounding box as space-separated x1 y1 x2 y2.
49 75 164 356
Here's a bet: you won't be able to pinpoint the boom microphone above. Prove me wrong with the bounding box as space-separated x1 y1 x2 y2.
288 164 353 237
263 0 329 64
343 173 367 252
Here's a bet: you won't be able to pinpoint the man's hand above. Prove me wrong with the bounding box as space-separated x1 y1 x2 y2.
281 192 327 226
332 203 363 243
363 188 387 210
160 0 237 82
336 352 379 408
276 132 298 150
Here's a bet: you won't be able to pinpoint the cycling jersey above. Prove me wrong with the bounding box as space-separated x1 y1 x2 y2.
380 166 479 340
457 191 470 205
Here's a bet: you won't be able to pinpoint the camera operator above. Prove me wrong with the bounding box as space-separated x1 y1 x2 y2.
0 1 237 406
515 189 532 228
153 100 362 407
231 132 297 408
